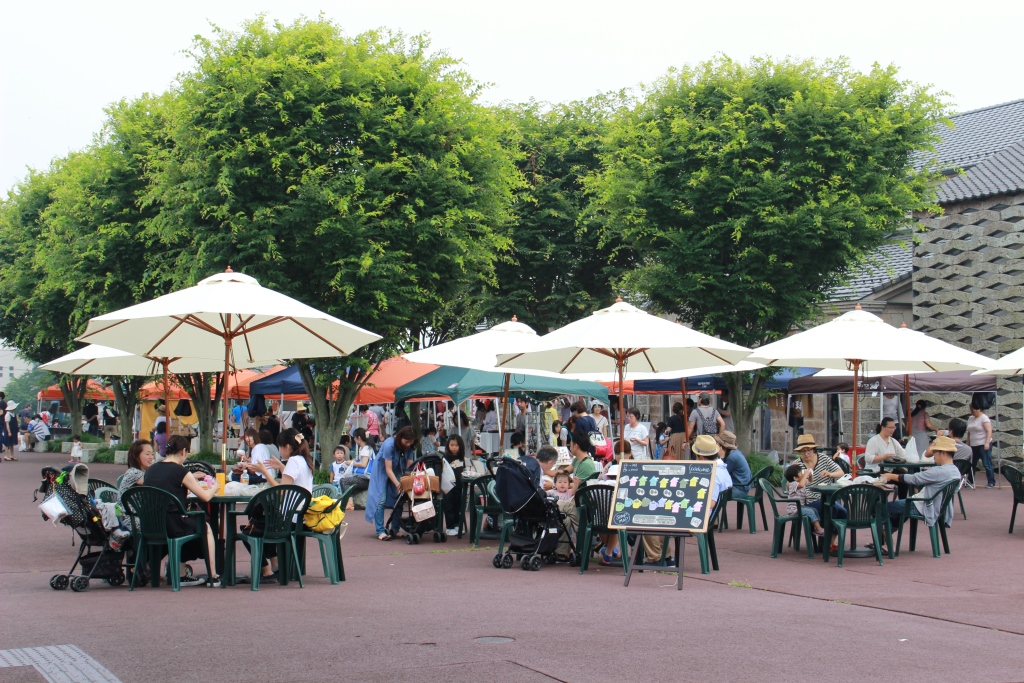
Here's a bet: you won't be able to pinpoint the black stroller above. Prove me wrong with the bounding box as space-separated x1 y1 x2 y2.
491 458 576 571
388 454 447 544
38 465 127 592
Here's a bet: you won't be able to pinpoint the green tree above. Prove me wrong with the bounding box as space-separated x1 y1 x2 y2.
593 57 948 451
482 98 637 332
141 18 522 459
2 365 50 407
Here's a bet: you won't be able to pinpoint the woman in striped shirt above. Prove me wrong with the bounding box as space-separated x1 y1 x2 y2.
795 434 847 552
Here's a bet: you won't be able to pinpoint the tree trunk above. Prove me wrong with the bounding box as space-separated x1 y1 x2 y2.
175 372 223 454
110 377 145 445
726 372 767 456
58 376 89 438
298 361 380 472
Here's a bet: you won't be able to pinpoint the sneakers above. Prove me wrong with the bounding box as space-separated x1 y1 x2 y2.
178 576 206 588
986 482 995 488
446 528 459 536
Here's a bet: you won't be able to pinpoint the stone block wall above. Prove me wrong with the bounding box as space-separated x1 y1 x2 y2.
914 192 1024 463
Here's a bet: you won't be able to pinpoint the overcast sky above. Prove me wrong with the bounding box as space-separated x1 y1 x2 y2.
2 0 1021 192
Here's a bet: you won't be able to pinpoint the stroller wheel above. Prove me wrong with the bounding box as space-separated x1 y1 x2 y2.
520 558 531 571
109 572 125 587
530 556 542 572
501 553 514 569
49 574 69 590
412 533 421 544
406 534 415 545
492 554 503 569
568 551 580 567
433 531 443 543
69 576 89 592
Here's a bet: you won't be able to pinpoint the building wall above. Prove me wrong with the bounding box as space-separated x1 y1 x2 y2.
0 344 32 392
914 191 1024 463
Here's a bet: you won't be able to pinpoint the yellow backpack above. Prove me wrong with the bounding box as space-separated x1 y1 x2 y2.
303 495 345 533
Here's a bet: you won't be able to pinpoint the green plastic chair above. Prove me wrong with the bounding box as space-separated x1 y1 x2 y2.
116 474 125 488
297 496 345 585
828 485 892 568
224 485 311 591
694 502 721 574
732 465 774 534
574 485 629 575
182 461 216 477
893 479 960 558
312 483 339 499
93 486 120 504
470 475 502 547
1004 466 1024 534
87 479 117 498
121 486 212 591
758 479 815 559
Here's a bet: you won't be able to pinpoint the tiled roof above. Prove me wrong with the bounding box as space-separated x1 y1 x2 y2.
917 98 1024 204
828 242 913 301
928 98 1024 169
935 141 1024 203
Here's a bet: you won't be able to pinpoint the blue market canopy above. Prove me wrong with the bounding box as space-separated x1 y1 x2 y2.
249 365 307 395
631 367 819 394
394 366 609 406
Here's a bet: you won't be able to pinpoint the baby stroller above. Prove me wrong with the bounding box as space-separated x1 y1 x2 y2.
388 454 447 544
491 458 575 571
38 464 127 592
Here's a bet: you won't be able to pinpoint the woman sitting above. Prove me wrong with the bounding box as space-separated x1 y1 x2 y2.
339 428 374 494
246 428 315 584
118 439 155 501
141 435 219 587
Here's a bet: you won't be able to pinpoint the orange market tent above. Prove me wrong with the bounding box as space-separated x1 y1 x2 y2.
353 357 438 404
38 380 114 402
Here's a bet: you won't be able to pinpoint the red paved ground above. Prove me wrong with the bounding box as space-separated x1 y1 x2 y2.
2 454 1023 683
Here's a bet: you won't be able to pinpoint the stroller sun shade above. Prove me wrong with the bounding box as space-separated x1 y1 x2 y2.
494 458 544 516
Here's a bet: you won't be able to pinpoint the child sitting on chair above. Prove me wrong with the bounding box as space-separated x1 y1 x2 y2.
833 442 851 468
549 472 573 501
784 464 827 540
330 445 347 486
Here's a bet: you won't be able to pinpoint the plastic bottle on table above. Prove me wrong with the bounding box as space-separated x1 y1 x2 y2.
240 468 249 486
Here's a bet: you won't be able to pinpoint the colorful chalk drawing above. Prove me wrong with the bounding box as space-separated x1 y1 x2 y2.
699 477 710 487
608 459 717 532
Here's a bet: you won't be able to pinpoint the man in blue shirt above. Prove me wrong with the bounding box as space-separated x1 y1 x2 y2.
715 431 752 496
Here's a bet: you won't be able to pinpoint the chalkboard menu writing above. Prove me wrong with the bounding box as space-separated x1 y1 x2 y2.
607 460 718 533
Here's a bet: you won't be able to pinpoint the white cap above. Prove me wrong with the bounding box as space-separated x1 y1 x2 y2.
606 464 620 478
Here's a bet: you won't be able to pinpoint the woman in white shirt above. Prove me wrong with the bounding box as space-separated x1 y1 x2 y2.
250 428 314 583
623 407 650 459
966 403 995 488
864 417 908 498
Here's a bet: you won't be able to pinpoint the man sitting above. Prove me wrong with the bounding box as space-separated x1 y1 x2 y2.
27 415 52 449
879 435 961 547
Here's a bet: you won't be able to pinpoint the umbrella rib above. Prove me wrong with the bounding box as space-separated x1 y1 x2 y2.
70 360 92 374
496 353 521 368
147 318 191 357
560 348 586 374
699 347 735 366
641 349 658 372
78 319 127 341
286 317 349 355
239 317 288 335
230 314 256 337
176 314 225 338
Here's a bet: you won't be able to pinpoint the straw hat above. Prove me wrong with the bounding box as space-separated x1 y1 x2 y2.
795 434 818 452
714 430 738 450
692 434 719 458
930 435 956 454
296 404 306 412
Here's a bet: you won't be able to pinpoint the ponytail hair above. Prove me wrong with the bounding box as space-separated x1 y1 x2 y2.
278 428 313 471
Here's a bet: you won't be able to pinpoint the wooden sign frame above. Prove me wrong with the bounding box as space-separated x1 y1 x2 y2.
607 460 719 534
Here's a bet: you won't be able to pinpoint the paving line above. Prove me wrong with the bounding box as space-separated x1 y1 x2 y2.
0 644 121 683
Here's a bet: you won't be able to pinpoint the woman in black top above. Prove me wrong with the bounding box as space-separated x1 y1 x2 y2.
143 435 220 586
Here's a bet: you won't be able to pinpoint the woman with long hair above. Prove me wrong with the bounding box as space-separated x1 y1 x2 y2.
442 434 466 536
365 426 416 541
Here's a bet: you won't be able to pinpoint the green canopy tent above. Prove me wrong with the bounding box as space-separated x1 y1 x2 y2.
395 366 609 455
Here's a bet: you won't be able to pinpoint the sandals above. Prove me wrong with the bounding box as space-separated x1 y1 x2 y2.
378 533 393 541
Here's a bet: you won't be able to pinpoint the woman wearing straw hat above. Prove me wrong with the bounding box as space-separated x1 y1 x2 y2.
795 434 847 551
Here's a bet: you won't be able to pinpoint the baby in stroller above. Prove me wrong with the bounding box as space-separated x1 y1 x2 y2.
492 456 578 571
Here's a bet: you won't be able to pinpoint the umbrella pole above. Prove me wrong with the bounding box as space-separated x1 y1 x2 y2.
163 360 171 439
618 355 626 461
851 360 862 476
498 373 511 451
681 377 689 440
905 374 912 440
222 338 232 474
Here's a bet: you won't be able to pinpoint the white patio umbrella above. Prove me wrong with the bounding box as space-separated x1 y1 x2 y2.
496 299 752 458
40 344 265 438
973 344 1024 456
749 306 993 470
404 316 555 446
76 269 382 471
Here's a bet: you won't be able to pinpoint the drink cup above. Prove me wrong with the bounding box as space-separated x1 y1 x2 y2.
216 473 226 495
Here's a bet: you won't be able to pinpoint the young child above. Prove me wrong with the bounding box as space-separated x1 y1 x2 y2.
549 472 573 502
69 434 83 464
330 445 346 486
784 464 825 539
833 442 851 467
